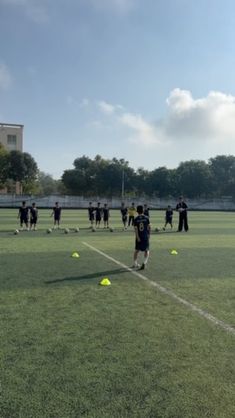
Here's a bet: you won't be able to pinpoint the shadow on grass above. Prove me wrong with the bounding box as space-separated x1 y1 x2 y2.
45 268 128 284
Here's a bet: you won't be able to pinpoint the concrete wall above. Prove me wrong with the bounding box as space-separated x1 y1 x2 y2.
0 194 235 210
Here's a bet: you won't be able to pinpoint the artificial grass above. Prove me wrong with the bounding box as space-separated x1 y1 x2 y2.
0 209 234 417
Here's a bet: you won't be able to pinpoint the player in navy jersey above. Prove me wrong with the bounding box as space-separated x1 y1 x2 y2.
163 205 173 230
120 202 128 230
143 204 150 218
51 202 61 229
18 201 29 230
30 202 38 230
88 202 95 227
95 202 102 228
132 205 150 270
103 203 110 228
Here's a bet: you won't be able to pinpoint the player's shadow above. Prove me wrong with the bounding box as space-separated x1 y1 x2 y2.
45 268 127 284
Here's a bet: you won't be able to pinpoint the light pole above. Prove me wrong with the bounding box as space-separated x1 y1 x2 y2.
121 169 125 200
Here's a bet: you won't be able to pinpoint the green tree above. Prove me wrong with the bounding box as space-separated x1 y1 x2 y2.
0 143 9 188
7 150 38 193
176 160 212 198
208 155 235 197
62 155 135 196
36 171 59 195
149 167 172 197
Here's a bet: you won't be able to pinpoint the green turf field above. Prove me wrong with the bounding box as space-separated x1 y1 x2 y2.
0 209 235 418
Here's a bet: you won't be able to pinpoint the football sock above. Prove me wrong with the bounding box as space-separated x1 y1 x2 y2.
144 254 149 265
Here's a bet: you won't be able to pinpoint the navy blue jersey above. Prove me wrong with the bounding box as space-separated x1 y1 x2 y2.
134 215 150 241
103 208 109 220
165 209 173 220
88 206 95 220
121 207 128 217
95 207 102 220
19 206 29 219
30 207 38 219
53 207 61 219
143 208 150 217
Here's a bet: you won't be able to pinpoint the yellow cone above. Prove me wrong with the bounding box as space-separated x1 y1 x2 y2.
171 250 178 255
99 277 111 286
71 252 80 258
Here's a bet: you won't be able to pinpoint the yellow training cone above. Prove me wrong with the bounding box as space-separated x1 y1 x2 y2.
71 252 80 258
171 250 178 255
99 277 111 286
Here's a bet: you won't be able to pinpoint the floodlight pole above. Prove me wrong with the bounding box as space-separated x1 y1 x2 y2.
121 169 125 200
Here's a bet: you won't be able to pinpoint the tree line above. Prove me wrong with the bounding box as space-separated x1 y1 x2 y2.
0 145 62 195
1 144 235 198
62 154 235 198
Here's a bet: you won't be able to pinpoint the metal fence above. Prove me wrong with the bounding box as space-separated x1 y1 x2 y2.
0 194 235 210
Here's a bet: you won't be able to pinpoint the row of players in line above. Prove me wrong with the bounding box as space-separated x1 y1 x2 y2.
88 198 189 232
17 197 189 233
88 202 150 229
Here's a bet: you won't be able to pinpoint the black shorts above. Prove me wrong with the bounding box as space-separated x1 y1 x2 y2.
89 214 94 221
135 239 149 252
96 216 101 222
103 216 109 222
20 217 28 224
30 217 37 225
122 215 127 223
166 217 172 224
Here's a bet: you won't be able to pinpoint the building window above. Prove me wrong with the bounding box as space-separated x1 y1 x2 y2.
7 135 17 148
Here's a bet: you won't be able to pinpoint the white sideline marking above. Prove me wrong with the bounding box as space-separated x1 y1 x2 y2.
83 241 235 336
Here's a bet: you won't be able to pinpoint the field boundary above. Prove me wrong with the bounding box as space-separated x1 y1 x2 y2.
83 241 235 336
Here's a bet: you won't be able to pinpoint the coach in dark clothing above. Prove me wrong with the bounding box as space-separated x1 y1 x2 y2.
176 197 189 232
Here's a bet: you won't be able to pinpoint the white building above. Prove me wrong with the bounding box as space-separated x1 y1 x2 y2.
0 122 23 152
0 123 24 194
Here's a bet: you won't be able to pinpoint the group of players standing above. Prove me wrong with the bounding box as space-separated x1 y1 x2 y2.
17 197 188 271
17 196 188 237
88 202 110 228
17 201 62 231
88 201 150 230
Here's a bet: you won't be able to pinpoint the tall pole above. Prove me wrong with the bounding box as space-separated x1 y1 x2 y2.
121 169 125 200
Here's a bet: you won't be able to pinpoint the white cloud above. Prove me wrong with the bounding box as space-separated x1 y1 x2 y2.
162 88 235 142
98 100 116 114
0 0 49 23
97 99 160 145
119 112 159 146
94 89 235 154
0 63 12 90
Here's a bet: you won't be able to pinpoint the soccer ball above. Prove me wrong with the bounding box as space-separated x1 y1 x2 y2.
47 228 52 234
92 227 96 232
155 227 160 232
109 227 114 232
64 228 70 234
74 227 79 233
14 229 19 235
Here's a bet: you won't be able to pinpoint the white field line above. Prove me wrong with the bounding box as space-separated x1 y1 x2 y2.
83 241 235 336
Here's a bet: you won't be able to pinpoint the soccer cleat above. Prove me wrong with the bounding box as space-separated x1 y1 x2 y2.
131 263 140 269
139 263 145 270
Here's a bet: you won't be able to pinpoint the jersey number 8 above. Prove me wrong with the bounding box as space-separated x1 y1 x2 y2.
139 222 145 231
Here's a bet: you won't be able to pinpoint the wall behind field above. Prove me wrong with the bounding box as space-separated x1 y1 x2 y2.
0 194 235 211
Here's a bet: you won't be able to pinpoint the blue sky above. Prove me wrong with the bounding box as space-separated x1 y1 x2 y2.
1 0 235 178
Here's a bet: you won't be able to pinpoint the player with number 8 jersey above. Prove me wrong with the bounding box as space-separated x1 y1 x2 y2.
133 205 150 270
